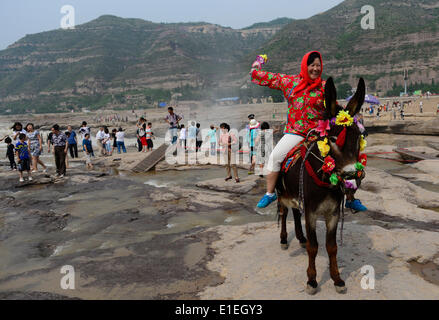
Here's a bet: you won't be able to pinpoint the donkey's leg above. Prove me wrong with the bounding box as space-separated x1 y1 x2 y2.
305 213 319 295
279 203 289 250
292 208 307 248
325 213 346 294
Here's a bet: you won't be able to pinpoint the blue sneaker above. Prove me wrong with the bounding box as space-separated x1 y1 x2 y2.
257 193 277 208
346 199 367 212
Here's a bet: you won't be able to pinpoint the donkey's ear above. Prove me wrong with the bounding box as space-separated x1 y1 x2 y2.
346 78 365 117
324 77 338 118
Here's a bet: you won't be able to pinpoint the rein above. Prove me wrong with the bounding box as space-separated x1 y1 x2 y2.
300 146 331 187
298 141 316 217
340 196 345 246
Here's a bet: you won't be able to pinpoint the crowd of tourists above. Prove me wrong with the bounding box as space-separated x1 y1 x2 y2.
162 106 276 184
2 109 276 186
1 120 137 181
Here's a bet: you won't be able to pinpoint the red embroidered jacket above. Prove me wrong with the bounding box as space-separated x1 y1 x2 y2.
251 69 326 136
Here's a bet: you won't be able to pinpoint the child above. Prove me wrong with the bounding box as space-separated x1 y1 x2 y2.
82 133 94 170
248 119 260 175
138 122 148 152
145 122 154 151
254 122 272 177
15 133 32 182
179 124 187 150
5 137 17 170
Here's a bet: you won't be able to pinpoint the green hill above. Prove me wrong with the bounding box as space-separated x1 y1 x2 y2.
1 0 438 114
242 18 294 30
0 15 290 114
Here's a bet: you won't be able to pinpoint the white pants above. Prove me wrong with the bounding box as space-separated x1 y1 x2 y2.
266 134 304 172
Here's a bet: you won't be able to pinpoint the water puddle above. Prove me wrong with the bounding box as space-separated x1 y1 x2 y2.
144 180 172 188
411 181 439 194
409 261 439 286
368 133 439 148
418 206 439 214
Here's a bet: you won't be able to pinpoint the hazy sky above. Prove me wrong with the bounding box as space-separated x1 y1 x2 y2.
0 0 344 50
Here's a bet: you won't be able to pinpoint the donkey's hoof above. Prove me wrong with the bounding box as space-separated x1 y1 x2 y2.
299 242 307 249
306 284 318 295
280 243 289 250
335 285 347 294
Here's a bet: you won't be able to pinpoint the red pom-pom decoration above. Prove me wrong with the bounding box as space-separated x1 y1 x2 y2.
358 153 367 166
322 156 336 173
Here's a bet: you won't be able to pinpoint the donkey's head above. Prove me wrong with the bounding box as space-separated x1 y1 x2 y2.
323 77 366 173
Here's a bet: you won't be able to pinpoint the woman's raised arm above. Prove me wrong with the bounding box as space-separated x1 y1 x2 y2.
252 69 294 94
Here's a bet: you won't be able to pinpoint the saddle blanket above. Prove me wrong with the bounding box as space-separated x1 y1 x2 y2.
281 135 318 173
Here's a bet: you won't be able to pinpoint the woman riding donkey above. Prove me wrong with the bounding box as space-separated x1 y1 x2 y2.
251 51 366 212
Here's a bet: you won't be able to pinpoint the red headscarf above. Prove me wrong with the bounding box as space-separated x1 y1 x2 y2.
292 51 323 98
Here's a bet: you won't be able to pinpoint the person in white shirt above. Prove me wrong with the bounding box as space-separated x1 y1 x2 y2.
95 126 106 156
102 127 111 156
187 122 197 152
115 127 126 153
145 122 155 151
79 121 91 140
11 122 28 145
179 124 187 150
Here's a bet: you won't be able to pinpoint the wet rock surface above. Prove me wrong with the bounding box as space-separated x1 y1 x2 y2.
0 291 81 300
196 175 262 194
0 164 260 299
1 131 439 299
199 221 439 299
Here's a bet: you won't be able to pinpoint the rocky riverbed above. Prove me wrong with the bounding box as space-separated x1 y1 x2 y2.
1 124 439 299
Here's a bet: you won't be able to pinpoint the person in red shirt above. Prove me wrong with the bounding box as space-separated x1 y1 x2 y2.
251 51 325 208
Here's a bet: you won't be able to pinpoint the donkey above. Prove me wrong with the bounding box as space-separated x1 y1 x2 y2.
276 77 366 295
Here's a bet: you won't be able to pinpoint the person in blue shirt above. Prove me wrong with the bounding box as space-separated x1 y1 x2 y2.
67 125 78 158
82 133 94 170
15 133 32 182
247 119 260 175
207 125 218 156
